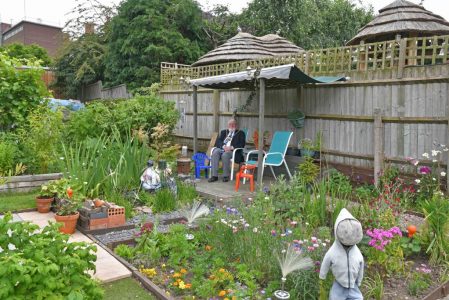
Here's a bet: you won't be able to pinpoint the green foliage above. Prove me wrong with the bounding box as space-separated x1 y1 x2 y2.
162 224 195 267
421 191 449 264
177 182 198 206
362 273 384 300
326 169 352 199
133 224 163 266
0 53 50 131
239 0 373 49
0 213 103 299
407 269 431 297
400 236 422 257
65 95 179 141
1 43 51 66
104 0 207 89
114 244 135 260
17 105 64 174
0 139 18 173
153 188 176 213
298 157 319 185
52 35 106 98
61 131 151 201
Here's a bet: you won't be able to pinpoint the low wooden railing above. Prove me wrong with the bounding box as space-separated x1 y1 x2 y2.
160 35 449 85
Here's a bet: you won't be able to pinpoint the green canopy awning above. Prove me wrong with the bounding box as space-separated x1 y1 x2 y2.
189 63 347 89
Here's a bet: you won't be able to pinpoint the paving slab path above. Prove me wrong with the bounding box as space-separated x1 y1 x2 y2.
2 211 131 283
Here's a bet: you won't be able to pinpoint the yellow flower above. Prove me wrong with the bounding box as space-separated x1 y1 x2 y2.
219 268 225 273
218 290 227 297
173 272 181 278
161 263 166 268
180 268 187 274
185 283 192 289
179 280 186 289
205 245 212 251
209 275 216 280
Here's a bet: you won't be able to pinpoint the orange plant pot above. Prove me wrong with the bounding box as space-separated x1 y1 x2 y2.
36 197 53 213
55 212 79 234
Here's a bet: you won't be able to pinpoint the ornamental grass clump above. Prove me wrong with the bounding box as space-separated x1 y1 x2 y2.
421 191 449 264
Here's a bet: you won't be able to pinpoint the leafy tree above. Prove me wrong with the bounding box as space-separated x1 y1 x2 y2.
239 0 373 49
0 53 49 131
202 4 241 49
104 0 207 89
52 35 106 99
1 43 52 66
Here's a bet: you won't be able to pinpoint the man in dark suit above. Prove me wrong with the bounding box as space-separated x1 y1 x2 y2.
208 119 246 182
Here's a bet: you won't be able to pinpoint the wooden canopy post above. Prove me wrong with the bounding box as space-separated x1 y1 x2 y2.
257 78 265 188
213 90 220 132
193 85 198 154
374 108 384 187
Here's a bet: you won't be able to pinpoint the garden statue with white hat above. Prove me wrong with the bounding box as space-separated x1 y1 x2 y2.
319 208 364 300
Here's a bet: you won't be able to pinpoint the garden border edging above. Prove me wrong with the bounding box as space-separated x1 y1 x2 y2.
87 233 174 300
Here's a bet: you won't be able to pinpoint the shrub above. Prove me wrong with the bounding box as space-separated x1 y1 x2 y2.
114 244 135 260
0 140 18 173
0 52 49 131
326 169 352 199
65 95 179 141
0 213 103 299
17 105 64 174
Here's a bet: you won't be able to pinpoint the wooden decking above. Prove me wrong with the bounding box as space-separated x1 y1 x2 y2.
194 177 275 201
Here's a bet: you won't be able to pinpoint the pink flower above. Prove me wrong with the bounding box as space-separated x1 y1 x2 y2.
419 166 431 174
311 237 317 242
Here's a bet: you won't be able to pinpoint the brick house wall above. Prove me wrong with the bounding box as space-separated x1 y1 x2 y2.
2 21 63 58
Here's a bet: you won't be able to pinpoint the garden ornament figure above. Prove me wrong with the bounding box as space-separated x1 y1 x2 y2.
319 208 364 300
140 160 161 192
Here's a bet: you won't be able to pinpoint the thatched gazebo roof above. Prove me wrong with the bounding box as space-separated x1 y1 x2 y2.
346 0 449 45
192 32 304 67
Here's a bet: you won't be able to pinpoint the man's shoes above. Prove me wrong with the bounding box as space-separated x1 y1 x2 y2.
208 176 218 183
222 177 229 182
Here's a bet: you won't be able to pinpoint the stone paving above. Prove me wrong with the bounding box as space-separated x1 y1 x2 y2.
2 211 131 283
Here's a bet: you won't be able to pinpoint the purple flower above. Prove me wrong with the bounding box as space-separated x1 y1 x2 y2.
366 226 402 251
419 166 431 174
271 230 276 236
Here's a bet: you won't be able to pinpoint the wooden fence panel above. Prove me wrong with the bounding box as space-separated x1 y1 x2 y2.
161 65 449 170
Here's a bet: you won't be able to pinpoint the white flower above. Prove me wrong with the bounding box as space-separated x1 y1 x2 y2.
59 157 64 160
0 246 3 253
311 237 317 242
431 150 440 157
281 249 286 253
433 159 438 163
322 243 327 247
305 222 309 226
264 196 269 200
444 148 449 152
83 181 88 185
413 160 419 166
432 178 436 181
253 227 258 233
417 189 421 192
441 172 446 177
415 179 421 184
422 153 429 158
8 243 16 251
7 229 12 237
313 243 319 248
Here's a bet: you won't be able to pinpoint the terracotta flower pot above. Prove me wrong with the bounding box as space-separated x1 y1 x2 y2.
36 197 53 213
55 212 79 234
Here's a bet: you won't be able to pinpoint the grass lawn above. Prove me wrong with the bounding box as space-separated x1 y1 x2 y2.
103 278 156 300
0 190 38 213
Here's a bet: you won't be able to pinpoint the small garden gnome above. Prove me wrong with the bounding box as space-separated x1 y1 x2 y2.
140 160 161 192
319 208 364 300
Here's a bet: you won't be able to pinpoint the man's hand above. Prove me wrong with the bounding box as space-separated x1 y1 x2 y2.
224 146 233 152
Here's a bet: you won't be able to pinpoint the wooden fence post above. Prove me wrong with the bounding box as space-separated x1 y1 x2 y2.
374 108 384 186
397 37 407 79
213 90 220 132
